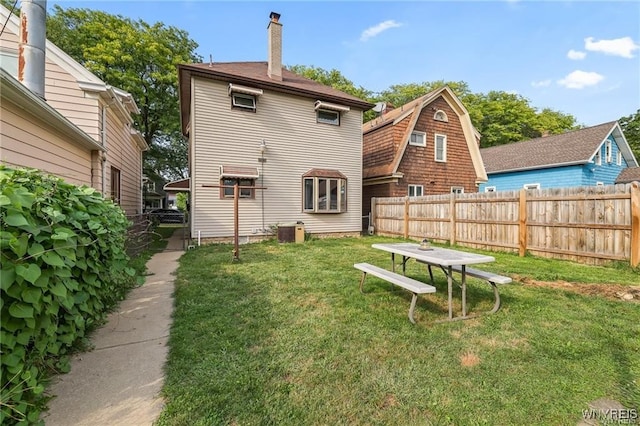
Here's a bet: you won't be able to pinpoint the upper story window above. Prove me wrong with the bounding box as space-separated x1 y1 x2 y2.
594 150 602 166
409 131 426 147
434 110 448 122
315 100 349 126
408 185 423 197
228 83 263 112
435 134 447 162
303 168 347 213
605 140 612 163
616 151 622 166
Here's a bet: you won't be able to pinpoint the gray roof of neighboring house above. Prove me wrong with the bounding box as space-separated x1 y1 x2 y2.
178 62 374 134
480 121 619 174
615 167 640 183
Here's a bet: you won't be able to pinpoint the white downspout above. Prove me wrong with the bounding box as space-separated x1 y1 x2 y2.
101 105 107 195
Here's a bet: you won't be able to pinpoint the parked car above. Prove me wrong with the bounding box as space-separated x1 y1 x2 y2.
149 208 185 224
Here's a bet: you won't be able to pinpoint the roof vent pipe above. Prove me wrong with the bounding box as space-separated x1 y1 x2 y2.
19 0 47 99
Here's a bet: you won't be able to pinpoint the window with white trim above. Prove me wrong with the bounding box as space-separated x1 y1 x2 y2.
594 150 601 165
605 140 612 163
451 186 464 194
616 151 622 166
524 183 540 190
409 131 426 147
408 185 423 197
303 169 347 213
434 110 448 122
435 134 447 162
485 186 496 193
316 109 340 125
231 93 256 111
596 181 604 186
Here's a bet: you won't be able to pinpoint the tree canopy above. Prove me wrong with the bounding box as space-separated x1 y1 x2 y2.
619 109 640 162
46 6 201 181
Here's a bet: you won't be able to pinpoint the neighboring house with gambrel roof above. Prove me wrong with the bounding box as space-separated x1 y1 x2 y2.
479 121 639 192
178 12 373 241
361 86 488 219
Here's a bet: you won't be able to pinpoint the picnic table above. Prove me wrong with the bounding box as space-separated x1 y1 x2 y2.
367 243 511 321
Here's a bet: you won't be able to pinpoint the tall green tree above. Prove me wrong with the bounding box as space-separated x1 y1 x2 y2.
46 6 201 180
378 80 472 108
619 109 640 162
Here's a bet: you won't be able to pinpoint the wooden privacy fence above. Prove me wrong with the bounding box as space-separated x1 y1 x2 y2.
371 182 639 267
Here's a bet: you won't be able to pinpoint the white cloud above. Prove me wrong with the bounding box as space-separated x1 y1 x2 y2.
557 70 604 89
567 49 586 60
584 36 639 58
531 79 551 88
360 20 403 42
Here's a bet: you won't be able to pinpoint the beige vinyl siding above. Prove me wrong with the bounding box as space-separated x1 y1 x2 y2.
104 108 143 215
1 100 93 187
191 77 363 238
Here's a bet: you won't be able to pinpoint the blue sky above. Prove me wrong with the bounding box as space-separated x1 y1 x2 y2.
47 0 640 127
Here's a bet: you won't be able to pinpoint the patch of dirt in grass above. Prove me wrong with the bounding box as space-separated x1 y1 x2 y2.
378 393 399 409
459 351 480 367
516 275 640 303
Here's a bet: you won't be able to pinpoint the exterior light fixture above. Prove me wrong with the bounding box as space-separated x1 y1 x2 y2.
259 139 267 154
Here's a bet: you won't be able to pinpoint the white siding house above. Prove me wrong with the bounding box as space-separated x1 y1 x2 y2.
178 12 373 241
0 4 148 215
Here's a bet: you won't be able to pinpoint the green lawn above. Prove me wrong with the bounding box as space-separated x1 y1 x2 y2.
157 236 639 425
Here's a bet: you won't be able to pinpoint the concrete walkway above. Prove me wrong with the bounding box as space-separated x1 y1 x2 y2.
42 229 185 426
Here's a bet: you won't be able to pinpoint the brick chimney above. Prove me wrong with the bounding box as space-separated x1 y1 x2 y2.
267 12 282 81
18 0 47 99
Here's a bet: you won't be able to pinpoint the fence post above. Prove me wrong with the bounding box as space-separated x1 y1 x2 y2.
519 189 527 257
370 197 377 234
404 197 409 239
450 193 456 245
631 182 639 267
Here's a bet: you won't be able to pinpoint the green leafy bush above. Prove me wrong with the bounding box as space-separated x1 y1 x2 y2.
1 166 138 424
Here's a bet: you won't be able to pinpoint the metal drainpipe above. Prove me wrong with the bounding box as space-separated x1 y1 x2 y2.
18 0 47 99
101 105 107 195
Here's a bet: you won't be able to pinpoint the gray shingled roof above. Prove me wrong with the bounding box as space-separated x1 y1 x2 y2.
616 167 640 183
480 121 617 173
179 62 373 134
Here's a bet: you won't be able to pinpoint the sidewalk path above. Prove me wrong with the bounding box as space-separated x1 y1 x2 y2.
42 229 185 425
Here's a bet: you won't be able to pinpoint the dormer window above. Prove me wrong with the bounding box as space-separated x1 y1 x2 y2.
434 110 448 122
228 83 263 112
315 100 349 126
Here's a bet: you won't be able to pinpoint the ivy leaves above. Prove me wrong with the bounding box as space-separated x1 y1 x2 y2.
0 166 136 424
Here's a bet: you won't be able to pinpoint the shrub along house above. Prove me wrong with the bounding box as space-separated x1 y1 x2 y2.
178 12 373 241
361 86 488 219
0 4 148 215
479 121 639 192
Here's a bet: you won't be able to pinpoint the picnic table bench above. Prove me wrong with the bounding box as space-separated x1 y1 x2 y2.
417 260 512 314
354 262 436 324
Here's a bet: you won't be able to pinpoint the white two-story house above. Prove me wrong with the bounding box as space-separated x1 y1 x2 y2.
178 12 373 241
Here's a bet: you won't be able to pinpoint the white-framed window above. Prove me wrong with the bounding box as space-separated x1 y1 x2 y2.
484 186 496 193
616 151 622 166
409 131 426 147
434 110 448 122
231 93 257 111
596 181 604 186
221 178 255 199
605 140 612 163
435 134 447 162
408 185 423 197
316 109 340 125
594 150 602 166
451 186 464 194
303 170 347 213
524 183 540 190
